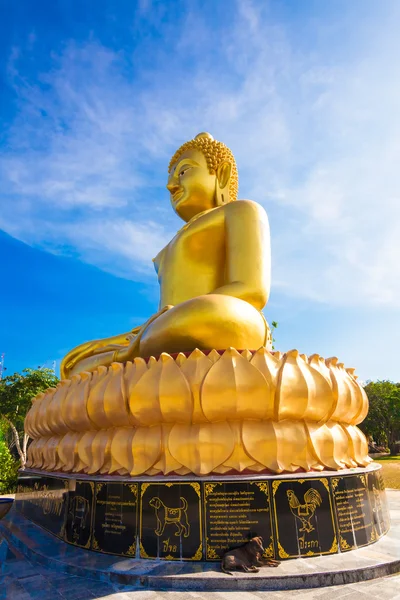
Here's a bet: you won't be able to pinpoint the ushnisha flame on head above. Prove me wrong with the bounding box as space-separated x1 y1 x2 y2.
168 132 239 201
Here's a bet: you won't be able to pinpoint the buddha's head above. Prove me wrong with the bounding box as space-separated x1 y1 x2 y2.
167 132 238 222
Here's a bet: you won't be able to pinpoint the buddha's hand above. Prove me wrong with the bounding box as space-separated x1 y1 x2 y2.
91 327 142 355
112 333 140 363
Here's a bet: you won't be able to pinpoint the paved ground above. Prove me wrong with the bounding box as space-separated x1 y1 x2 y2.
1 551 400 600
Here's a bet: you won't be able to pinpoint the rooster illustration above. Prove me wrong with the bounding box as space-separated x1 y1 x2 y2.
287 489 322 533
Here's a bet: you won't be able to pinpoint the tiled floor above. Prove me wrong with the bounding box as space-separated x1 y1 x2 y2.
1 490 399 599
1 554 400 600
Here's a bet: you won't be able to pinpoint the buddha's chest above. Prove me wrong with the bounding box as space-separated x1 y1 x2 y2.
154 209 226 305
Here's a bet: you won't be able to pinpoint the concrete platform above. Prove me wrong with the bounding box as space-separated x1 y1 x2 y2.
0 491 399 592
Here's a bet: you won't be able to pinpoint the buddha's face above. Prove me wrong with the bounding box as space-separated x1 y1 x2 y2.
167 148 217 222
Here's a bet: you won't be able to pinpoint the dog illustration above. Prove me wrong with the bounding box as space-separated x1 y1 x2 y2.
221 536 280 575
149 496 190 538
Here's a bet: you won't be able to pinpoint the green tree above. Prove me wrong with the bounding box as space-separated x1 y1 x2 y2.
0 367 59 467
271 321 278 350
360 380 400 454
0 440 19 494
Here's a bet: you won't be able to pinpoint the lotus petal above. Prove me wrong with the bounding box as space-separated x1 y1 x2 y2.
180 349 213 423
175 352 187 366
77 430 98 473
128 358 162 426
41 435 60 470
93 429 114 474
152 423 183 474
250 347 281 418
306 420 354 469
125 358 148 424
35 389 56 437
169 422 234 475
223 421 256 472
110 428 135 474
47 380 71 435
25 392 45 438
104 362 133 426
276 350 330 421
26 438 42 468
201 348 271 421
173 466 191 476
207 349 221 363
130 425 162 475
130 354 192 425
242 420 317 472
349 373 369 424
326 358 362 424
158 354 192 423
87 366 111 429
62 372 92 431
58 431 84 472
342 424 371 466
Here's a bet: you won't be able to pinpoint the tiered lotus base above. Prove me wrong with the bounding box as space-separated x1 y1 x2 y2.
16 464 390 561
24 347 371 476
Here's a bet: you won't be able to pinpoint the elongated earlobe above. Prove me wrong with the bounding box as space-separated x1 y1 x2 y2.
217 162 231 190
215 162 232 206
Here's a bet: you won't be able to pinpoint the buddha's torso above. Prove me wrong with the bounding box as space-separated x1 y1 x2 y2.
153 205 226 307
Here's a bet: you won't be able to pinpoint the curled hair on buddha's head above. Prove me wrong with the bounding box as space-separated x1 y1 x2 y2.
168 132 239 201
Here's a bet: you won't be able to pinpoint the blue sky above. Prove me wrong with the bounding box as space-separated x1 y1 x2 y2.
1 0 400 382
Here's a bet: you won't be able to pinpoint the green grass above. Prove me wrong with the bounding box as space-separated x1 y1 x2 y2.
374 458 400 489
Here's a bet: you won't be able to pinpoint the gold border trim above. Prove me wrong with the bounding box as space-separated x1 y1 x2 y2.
64 480 94 550
272 477 337 559
91 482 138 557
332 473 376 552
139 482 202 561
204 480 275 561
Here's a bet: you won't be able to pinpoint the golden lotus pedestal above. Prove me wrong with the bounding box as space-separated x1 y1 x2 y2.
18 347 390 561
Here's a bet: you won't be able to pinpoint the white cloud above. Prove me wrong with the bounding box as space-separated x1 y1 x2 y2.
59 218 173 278
1 1 400 308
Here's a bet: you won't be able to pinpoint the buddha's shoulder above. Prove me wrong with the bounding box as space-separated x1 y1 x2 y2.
225 199 268 219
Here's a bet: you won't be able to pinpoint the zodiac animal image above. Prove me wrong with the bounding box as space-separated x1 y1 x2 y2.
149 496 190 538
69 496 89 532
287 488 322 533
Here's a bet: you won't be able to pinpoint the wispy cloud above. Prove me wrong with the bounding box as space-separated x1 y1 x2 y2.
1 1 400 307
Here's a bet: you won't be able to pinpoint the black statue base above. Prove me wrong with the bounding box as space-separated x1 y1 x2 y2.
15 464 390 561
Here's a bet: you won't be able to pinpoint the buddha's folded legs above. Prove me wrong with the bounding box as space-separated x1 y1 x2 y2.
138 294 269 357
62 296 268 378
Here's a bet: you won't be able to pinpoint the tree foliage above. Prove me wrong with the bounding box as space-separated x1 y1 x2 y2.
271 321 278 350
0 367 59 467
0 440 19 493
360 380 400 453
0 367 59 429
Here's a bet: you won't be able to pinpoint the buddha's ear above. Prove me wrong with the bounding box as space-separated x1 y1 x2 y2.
216 161 231 190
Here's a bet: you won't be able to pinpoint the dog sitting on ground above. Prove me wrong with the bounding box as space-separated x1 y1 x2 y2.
221 536 280 575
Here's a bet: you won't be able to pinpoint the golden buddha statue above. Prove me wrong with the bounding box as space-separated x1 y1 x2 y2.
25 131 371 478
61 133 271 379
